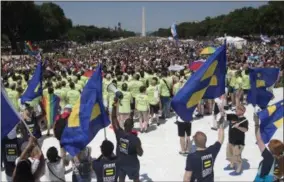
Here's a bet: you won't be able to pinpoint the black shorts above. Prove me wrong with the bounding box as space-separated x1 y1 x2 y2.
119 164 140 180
177 122 192 137
150 104 159 114
131 98 136 110
214 103 220 115
228 86 234 93
243 89 249 94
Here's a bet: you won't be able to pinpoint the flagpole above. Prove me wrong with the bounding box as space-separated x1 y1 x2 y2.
20 119 35 137
104 127 107 140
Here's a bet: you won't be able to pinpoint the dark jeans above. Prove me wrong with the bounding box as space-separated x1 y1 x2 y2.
161 96 171 118
72 173 91 182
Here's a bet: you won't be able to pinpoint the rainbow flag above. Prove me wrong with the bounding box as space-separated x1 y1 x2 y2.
42 94 60 128
25 41 39 56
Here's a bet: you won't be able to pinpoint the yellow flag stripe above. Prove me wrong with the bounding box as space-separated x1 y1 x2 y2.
256 80 265 88
91 103 101 121
274 117 283 128
267 105 277 116
209 75 218 86
201 60 218 81
68 100 101 127
186 87 207 108
68 99 81 127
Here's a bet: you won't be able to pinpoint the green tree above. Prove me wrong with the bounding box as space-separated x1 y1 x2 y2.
1 1 40 53
39 2 72 40
152 2 284 38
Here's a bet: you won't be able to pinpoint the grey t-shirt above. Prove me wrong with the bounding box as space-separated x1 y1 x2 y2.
45 159 65 182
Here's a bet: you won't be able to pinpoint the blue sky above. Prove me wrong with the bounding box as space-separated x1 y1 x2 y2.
37 1 267 33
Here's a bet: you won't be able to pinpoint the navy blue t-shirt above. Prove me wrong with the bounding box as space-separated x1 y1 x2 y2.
114 128 140 167
259 148 281 182
93 156 120 182
2 137 21 177
185 142 221 182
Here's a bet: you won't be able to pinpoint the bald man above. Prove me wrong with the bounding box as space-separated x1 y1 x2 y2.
183 119 225 182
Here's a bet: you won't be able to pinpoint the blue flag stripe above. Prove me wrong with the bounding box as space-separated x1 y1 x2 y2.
60 64 110 156
20 60 43 104
257 100 284 144
171 43 226 122
1 86 22 139
247 68 279 108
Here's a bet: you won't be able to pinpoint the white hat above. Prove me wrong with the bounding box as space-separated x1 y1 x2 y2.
64 104 72 110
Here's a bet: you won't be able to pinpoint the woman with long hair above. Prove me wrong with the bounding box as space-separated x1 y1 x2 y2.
254 114 284 181
13 159 34 182
13 136 42 182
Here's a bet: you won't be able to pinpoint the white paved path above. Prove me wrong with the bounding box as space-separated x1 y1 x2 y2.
2 88 283 182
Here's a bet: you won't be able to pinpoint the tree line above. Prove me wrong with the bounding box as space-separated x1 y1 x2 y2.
151 2 284 39
1 1 136 53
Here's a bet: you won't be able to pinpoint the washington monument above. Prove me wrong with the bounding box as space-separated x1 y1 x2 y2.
142 6 146 37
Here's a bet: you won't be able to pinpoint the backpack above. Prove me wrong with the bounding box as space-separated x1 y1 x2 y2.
54 115 67 141
77 158 91 177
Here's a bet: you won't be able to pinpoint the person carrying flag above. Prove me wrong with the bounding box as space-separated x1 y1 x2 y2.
254 114 284 181
253 100 284 181
20 101 46 145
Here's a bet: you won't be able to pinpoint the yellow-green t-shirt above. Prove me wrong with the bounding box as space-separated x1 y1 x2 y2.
159 79 170 97
118 91 132 114
54 89 66 109
66 89 80 106
146 85 159 105
242 75 250 90
173 82 185 95
117 81 123 90
81 76 89 85
78 80 85 88
229 71 237 88
234 77 243 89
128 80 143 98
103 79 112 101
145 74 154 84
75 83 82 92
108 92 115 110
7 90 19 111
140 77 147 86
135 94 149 112
43 88 49 97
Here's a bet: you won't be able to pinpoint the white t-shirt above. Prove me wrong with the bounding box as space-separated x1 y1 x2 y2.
45 159 65 182
214 98 223 107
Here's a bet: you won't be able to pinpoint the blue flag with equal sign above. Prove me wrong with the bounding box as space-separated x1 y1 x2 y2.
1 86 21 139
20 60 43 104
171 43 226 122
247 68 279 108
60 64 110 156
257 100 283 144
